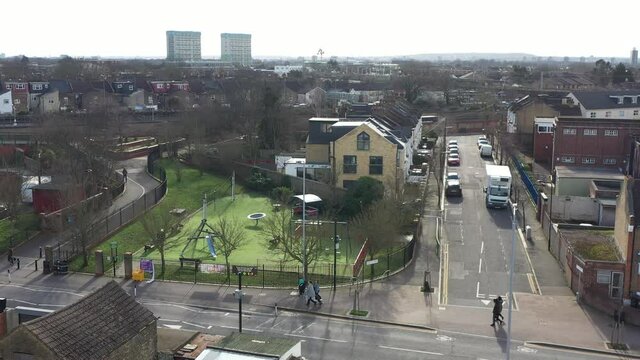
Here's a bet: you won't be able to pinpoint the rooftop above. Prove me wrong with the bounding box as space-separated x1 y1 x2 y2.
555 166 624 180
560 229 621 262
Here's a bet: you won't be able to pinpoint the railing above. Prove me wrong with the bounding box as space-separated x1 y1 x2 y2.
511 155 539 203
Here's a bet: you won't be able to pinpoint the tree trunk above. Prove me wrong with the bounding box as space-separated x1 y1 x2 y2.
159 249 166 278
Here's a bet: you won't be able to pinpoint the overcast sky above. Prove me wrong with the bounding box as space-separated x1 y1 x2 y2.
3 0 638 59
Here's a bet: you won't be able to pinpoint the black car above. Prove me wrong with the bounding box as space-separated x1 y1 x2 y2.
445 179 462 197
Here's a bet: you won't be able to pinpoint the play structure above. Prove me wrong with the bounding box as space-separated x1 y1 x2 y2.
180 194 219 260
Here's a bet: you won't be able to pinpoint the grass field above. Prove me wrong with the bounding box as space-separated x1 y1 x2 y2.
140 193 357 270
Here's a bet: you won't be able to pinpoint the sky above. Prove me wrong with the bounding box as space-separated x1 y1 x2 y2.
2 0 639 60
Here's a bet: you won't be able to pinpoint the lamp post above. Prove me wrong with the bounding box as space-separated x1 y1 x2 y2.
110 241 118 278
548 124 556 252
302 160 307 282
506 202 517 360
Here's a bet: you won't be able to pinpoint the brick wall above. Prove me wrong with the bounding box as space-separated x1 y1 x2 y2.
108 322 157 360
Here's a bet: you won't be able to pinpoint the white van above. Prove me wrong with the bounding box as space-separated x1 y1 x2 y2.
480 144 493 157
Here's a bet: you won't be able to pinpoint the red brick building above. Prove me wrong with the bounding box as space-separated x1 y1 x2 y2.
534 116 640 170
3 81 29 114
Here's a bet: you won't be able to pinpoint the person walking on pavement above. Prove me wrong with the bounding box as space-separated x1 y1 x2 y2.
491 296 504 326
313 281 322 304
122 168 128 182
298 276 306 295
305 281 317 306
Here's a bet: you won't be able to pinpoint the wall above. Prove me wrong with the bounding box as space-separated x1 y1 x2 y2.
306 143 329 163
0 326 57 359
516 102 557 147
551 195 600 223
333 123 402 193
107 323 157 360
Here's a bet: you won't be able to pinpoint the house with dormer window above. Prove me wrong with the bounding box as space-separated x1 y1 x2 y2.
4 81 29 114
306 117 408 195
567 91 640 119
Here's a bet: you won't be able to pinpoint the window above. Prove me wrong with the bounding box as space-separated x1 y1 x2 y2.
583 129 597 136
634 110 639 116
117 84 123 88
603 158 617 165
15 84 25 90
14 99 20 104
605 111 611 117
563 128 576 135
2 99 8 104
582 157 596 164
129 85 134 90
32 84 42 91
343 180 356 189
343 155 357 174
604 129 618 136
590 112 596 118
357 132 370 150
610 272 623 299
369 156 383 175
561 156 575 163
5 84 10 90
157 83 164 89
619 111 625 117
597 270 611 284
537 125 552 133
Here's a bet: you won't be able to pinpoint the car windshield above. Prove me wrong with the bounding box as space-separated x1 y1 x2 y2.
447 173 459 180
449 154 459 159
489 186 509 196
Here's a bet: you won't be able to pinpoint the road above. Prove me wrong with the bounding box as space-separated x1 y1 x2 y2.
1 282 612 360
443 134 535 309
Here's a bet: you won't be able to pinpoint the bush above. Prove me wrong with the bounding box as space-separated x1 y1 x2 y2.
246 169 274 192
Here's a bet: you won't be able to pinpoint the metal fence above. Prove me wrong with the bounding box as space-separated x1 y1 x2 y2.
135 238 416 288
511 155 539 203
56 151 167 261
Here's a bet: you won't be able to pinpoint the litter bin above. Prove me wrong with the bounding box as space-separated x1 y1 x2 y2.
525 225 532 241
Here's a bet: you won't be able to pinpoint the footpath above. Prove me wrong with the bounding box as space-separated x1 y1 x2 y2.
2 154 640 359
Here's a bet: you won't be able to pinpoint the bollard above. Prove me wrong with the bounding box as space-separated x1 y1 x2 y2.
35 259 38 271
275 303 278 316
39 247 42 258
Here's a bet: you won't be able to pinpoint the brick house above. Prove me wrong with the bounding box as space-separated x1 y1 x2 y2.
614 176 640 307
3 81 29 114
0 281 157 359
534 116 640 171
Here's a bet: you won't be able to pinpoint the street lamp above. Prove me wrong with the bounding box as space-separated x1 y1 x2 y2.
110 241 118 277
506 202 517 360
548 124 556 252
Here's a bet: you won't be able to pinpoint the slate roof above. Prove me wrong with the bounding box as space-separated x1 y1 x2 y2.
23 281 156 360
571 90 640 110
48 80 73 94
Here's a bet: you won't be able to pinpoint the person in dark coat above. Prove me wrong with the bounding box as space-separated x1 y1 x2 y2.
298 277 306 295
491 296 504 326
305 281 317 306
312 281 322 304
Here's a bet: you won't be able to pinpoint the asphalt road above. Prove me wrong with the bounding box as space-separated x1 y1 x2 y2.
2 282 611 360
444 134 534 308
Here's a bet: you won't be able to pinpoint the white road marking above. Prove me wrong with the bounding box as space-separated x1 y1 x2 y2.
517 345 537 353
480 299 491 306
158 318 180 322
288 333 347 343
436 335 454 342
164 324 182 330
480 241 484 254
1 284 84 297
478 258 482 274
10 299 38 306
476 282 480 298
379 345 443 356
182 321 206 329
207 325 212 329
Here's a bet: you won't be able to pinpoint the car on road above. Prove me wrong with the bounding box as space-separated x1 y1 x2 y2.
448 139 458 146
447 172 460 181
447 153 460 166
477 139 489 149
449 147 459 156
445 179 462 197
477 135 487 146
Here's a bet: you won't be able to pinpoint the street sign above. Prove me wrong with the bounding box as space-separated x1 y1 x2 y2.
352 240 369 277
140 259 153 272
232 265 257 276
576 264 584 273
366 259 379 266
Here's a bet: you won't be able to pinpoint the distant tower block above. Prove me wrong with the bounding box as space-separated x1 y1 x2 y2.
632 47 638 66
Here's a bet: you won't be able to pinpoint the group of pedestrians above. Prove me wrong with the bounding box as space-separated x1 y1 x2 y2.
298 277 322 306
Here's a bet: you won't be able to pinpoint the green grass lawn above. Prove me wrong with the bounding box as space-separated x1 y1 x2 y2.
0 213 39 253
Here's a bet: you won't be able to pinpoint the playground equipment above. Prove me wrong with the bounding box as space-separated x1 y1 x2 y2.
180 193 219 260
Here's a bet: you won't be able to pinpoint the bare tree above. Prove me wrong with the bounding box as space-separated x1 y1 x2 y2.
211 216 247 282
140 206 180 278
0 168 23 224
261 208 326 277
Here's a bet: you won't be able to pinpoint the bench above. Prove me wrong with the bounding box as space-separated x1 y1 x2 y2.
144 244 155 252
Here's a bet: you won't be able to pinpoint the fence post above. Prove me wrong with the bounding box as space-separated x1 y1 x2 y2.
105 215 109 234
119 208 123 226
262 264 265 289
144 193 147 209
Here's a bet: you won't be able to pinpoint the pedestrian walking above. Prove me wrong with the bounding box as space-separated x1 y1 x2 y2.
313 281 322 304
16 258 20 270
305 281 317 306
122 168 128 182
298 277 306 295
491 296 504 326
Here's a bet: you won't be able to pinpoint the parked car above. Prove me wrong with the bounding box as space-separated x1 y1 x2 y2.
449 147 459 156
478 139 490 149
447 153 460 166
480 144 493 157
447 172 460 181
477 136 487 146
448 139 458 146
446 179 462 197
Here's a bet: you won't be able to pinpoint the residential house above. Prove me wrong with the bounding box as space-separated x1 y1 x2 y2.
0 91 12 115
3 81 29 114
0 281 157 359
306 117 408 195
535 72 596 91
567 90 640 119
38 90 60 114
534 116 640 170
506 92 579 148
613 176 640 312
49 80 76 111
149 80 190 110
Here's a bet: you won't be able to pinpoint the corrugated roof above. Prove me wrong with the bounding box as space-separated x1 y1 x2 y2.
24 281 156 360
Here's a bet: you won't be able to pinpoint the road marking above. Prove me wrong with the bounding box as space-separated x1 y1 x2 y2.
164 324 182 330
207 325 212 329
480 241 484 254
527 273 536 294
11 299 38 306
158 318 180 322
182 321 206 329
436 335 454 342
480 299 491 306
517 345 537 353
478 258 482 274
476 282 480 298
378 345 443 356
1 284 85 297
518 228 541 295
288 333 347 343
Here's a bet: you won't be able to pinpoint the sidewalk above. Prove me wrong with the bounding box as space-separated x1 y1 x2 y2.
3 153 640 358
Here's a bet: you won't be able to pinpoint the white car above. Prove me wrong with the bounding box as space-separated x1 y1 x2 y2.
477 139 489 149
447 172 460 181
448 139 458 146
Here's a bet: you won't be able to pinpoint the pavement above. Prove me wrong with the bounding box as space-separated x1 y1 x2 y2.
3 152 640 359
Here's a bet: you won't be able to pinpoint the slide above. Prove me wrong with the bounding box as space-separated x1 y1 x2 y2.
206 235 217 258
